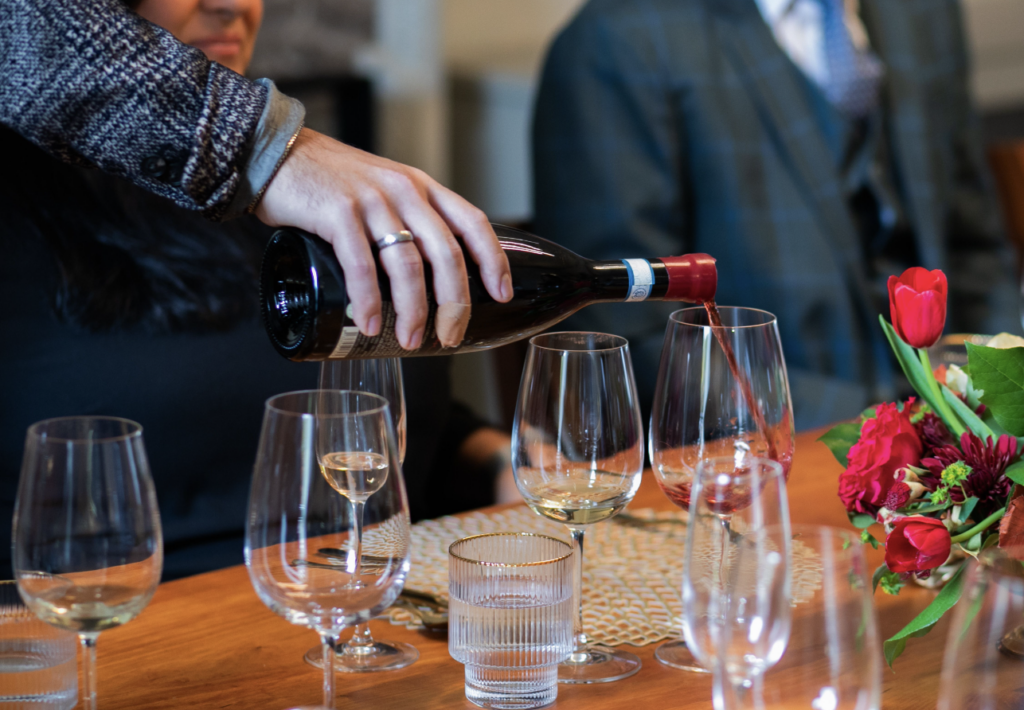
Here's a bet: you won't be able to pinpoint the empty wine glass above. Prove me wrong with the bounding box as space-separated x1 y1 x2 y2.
683 457 791 710
938 547 1024 710
303 358 416 673
246 391 410 710
650 306 794 670
512 332 644 684
753 525 881 710
13 417 163 710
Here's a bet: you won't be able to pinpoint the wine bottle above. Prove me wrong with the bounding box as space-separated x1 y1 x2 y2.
260 224 716 361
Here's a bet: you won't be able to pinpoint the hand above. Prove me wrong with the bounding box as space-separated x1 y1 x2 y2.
255 128 513 349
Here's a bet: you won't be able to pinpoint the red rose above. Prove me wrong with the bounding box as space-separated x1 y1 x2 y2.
885 516 951 574
838 402 923 515
887 267 947 349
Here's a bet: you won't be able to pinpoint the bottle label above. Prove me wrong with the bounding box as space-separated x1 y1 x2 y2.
330 302 441 358
621 259 654 302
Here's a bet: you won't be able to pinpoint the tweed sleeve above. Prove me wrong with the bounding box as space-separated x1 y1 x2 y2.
0 0 268 220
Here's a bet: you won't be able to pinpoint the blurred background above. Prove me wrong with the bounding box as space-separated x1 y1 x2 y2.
250 0 1024 430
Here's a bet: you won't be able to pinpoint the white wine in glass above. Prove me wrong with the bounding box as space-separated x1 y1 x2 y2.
303 358 418 673
513 331 644 684
13 417 163 710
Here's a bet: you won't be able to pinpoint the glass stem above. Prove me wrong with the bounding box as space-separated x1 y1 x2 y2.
568 525 589 655
346 622 376 656
79 632 99 710
713 670 760 710
321 633 339 709
348 499 366 576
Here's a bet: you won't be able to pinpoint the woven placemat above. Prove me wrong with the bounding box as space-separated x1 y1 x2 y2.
385 506 823 647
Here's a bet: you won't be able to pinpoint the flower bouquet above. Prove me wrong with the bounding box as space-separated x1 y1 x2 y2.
820 267 1024 667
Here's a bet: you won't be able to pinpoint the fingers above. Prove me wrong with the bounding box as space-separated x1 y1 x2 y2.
323 207 382 338
364 195 429 350
398 203 473 347
426 181 513 303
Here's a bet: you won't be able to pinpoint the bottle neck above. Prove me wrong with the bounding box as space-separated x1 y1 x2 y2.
590 260 669 302
590 256 715 303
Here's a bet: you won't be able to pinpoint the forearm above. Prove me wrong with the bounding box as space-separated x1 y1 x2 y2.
0 0 268 219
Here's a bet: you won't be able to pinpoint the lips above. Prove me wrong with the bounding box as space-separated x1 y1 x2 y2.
192 35 244 59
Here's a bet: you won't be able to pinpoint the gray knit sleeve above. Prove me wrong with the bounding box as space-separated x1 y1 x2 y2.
0 0 269 220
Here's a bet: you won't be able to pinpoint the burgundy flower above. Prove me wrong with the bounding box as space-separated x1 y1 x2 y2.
921 432 1018 516
883 481 913 511
838 402 923 515
918 413 955 453
885 517 952 574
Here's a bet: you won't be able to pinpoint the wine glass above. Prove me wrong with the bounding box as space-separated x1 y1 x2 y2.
650 306 794 670
303 358 416 673
938 547 1024 710
246 390 410 710
682 457 792 710
512 331 644 684
752 525 881 710
12 417 163 710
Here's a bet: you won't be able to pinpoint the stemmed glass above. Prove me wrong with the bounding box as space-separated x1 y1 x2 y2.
512 332 644 684
12 417 163 710
683 457 791 709
650 306 794 670
246 391 410 710
303 358 417 672
938 547 1024 710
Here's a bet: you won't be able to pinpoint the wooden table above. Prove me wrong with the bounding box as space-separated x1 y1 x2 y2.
94 430 947 709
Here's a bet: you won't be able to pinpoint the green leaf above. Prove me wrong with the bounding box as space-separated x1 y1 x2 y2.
1005 461 1024 487
861 406 878 420
861 530 880 549
883 565 967 669
872 564 888 593
850 513 876 529
967 343 1024 437
818 422 862 467
942 385 995 441
958 497 980 524
879 317 943 413
879 571 905 596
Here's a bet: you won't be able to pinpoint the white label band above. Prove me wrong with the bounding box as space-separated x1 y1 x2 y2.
622 259 654 302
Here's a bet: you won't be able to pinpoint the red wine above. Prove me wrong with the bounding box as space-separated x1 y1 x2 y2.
703 300 779 463
260 225 717 360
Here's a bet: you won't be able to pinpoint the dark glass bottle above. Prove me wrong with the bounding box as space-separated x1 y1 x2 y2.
260 224 716 361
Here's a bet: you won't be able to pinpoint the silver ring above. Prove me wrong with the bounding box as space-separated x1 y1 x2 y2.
375 230 415 250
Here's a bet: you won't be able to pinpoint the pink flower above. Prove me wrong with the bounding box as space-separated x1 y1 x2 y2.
838 402 923 515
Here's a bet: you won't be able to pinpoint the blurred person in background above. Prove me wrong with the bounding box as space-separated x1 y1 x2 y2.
0 0 515 581
533 0 1017 430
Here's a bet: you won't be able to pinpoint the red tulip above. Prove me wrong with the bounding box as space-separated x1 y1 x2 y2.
885 516 951 574
887 268 947 349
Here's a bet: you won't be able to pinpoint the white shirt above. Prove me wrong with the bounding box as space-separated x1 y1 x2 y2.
754 0 875 92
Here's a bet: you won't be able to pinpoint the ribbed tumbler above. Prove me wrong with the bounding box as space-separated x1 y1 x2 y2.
0 581 77 709
449 533 574 709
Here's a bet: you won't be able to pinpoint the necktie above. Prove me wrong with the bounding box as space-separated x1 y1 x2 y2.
817 0 884 116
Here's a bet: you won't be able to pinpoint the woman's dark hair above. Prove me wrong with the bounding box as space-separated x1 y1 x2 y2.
2 127 271 333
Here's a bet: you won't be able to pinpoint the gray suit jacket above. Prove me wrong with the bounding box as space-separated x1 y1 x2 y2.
0 0 294 220
533 0 1017 429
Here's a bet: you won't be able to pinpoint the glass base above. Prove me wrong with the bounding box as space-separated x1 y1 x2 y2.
464 665 557 709
557 645 641 684
654 639 710 672
303 638 419 673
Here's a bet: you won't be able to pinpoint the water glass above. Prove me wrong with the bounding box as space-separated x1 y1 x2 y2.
449 533 574 709
0 581 77 709
938 547 1024 710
